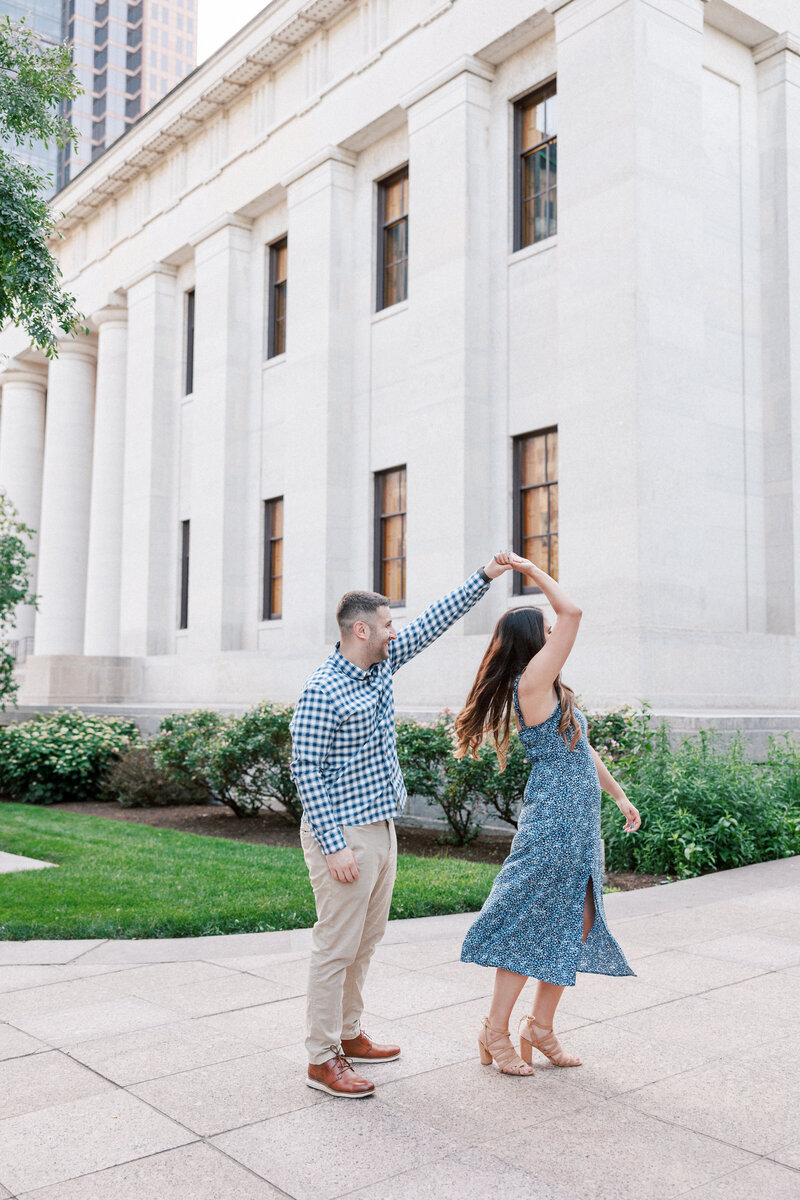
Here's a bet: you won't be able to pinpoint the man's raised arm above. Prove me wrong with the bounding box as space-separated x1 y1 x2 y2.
388 556 507 673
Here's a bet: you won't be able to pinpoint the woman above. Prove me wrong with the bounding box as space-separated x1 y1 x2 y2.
458 551 641 1076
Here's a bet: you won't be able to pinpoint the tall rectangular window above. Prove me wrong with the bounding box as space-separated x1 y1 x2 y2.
267 237 287 359
374 466 406 605
184 288 195 395
179 520 190 628
263 497 283 620
513 429 558 593
515 79 557 250
377 167 408 311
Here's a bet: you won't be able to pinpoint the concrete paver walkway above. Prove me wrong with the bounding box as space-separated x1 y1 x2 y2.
0 853 56 875
0 857 799 1198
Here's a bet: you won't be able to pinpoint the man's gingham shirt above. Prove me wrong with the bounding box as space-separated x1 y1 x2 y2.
290 570 491 855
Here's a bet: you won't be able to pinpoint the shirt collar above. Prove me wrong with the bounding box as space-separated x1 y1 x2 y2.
331 644 378 681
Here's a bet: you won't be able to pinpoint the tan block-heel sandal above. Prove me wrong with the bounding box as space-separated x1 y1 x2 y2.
478 1017 534 1075
519 1015 581 1067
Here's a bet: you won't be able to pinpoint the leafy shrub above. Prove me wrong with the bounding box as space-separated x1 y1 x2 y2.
0 709 140 804
585 703 653 771
101 744 208 808
602 725 800 879
151 703 300 822
398 715 484 849
396 713 521 845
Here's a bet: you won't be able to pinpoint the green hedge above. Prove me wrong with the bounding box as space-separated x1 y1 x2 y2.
1 702 799 880
0 710 139 805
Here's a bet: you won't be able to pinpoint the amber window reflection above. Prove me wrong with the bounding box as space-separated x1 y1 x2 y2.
516 80 557 249
374 466 406 604
268 237 287 359
378 168 408 310
514 429 558 592
263 497 283 619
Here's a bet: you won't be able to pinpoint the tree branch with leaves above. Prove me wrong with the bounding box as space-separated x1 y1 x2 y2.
0 16 87 358
0 491 37 707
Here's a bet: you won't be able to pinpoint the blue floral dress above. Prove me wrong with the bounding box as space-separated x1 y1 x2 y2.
461 681 634 985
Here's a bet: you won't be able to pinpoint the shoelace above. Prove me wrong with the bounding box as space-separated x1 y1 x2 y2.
328 1047 355 1079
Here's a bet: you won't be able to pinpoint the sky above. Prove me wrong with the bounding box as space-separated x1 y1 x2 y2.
197 0 271 64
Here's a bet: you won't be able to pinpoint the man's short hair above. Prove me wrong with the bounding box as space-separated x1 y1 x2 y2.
336 590 390 635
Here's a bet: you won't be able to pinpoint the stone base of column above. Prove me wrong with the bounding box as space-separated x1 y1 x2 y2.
17 656 144 706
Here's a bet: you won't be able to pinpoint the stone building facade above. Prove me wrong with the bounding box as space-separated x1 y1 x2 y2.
0 0 798 728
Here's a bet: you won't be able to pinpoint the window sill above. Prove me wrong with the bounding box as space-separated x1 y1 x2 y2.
372 300 408 324
508 235 558 266
262 353 287 371
257 618 283 628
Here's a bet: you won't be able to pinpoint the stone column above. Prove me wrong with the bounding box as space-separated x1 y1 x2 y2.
119 263 178 657
548 0 707 701
755 34 800 634
84 305 128 655
0 362 48 648
283 149 357 647
402 58 496 629
34 337 97 656
189 214 256 653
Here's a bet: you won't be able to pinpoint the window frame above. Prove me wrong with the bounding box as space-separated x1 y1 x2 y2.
178 519 190 629
513 77 557 252
262 496 284 621
373 465 407 607
184 287 195 396
266 236 287 360
512 427 558 596
376 166 409 313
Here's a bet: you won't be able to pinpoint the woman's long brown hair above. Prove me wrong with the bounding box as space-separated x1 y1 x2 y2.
454 607 581 768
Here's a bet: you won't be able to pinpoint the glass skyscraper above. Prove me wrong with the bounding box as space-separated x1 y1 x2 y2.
0 0 196 194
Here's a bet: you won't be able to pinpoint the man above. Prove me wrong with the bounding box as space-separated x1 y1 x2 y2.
290 556 509 1097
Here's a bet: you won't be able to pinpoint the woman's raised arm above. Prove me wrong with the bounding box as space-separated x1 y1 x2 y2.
495 552 581 692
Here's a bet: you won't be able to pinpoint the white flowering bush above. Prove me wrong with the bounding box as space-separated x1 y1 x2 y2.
0 709 140 804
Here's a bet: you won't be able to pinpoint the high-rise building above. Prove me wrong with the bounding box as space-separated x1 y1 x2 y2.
0 0 197 192
57 0 197 188
0 1 62 185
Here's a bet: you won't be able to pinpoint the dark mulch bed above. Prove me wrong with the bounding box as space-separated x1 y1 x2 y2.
32 800 669 891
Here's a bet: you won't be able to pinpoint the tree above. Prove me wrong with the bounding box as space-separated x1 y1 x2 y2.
0 16 86 358
0 491 37 708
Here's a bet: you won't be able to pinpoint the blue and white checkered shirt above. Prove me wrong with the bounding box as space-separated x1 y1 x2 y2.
289 570 491 854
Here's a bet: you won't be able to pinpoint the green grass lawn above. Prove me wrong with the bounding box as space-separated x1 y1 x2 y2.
0 803 500 940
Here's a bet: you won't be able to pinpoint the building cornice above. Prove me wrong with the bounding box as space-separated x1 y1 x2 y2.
51 0 356 234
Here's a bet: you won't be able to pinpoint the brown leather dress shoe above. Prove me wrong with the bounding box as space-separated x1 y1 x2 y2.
340 1029 401 1063
307 1050 375 1098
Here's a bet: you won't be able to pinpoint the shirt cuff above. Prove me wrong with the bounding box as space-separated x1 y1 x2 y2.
313 825 348 856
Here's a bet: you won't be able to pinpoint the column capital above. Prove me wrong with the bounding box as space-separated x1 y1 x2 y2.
54 334 97 364
0 358 48 391
123 260 178 292
91 304 128 329
281 145 357 192
189 211 253 249
547 0 706 35
754 33 800 65
400 55 494 111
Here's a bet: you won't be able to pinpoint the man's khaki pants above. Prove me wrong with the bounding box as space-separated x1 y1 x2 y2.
301 819 397 1065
